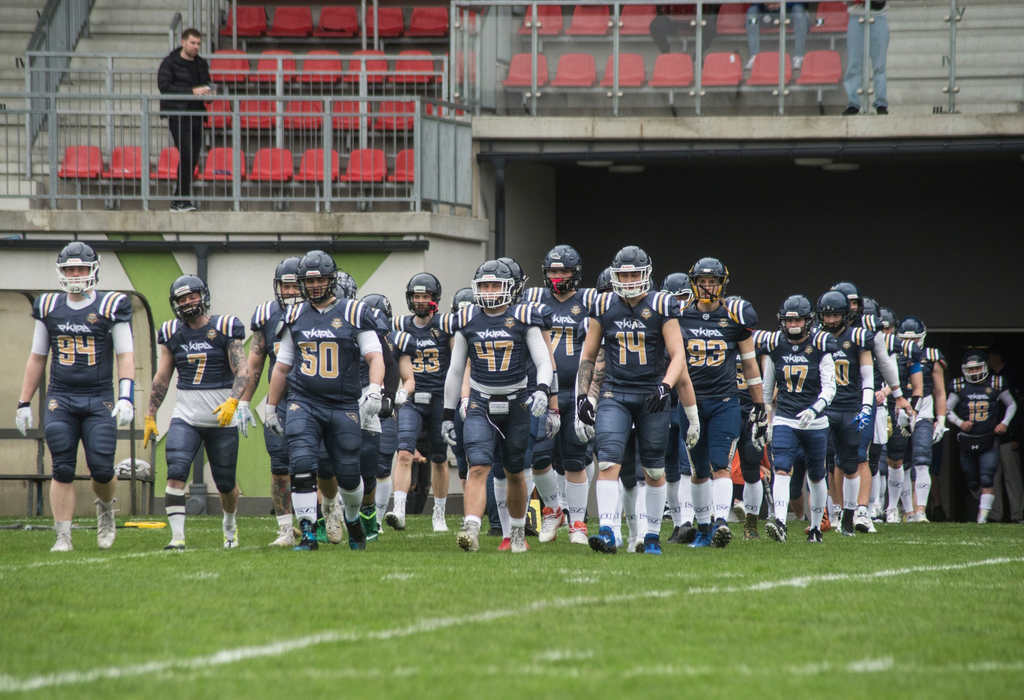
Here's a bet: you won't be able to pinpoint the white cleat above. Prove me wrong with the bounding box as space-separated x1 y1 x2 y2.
269 524 296 547
457 522 480 552
431 504 449 532
384 510 406 531
323 500 343 544
223 532 239 549
538 507 564 543
885 508 901 524
510 526 528 553
853 508 872 534
909 511 929 523
568 521 588 545
96 498 117 550
50 534 73 552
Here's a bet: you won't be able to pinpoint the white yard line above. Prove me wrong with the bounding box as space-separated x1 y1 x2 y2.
1 557 1022 693
0 546 261 576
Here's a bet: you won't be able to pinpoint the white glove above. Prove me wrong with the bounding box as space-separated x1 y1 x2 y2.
574 416 595 444
362 412 382 434
15 405 32 436
685 420 701 449
442 419 457 447
359 383 383 424
932 415 948 444
458 397 469 421
544 410 561 441
446 445 457 466
110 399 134 428
264 404 283 435
896 409 912 437
235 400 256 437
796 408 817 430
528 390 548 418
394 387 408 407
765 422 774 445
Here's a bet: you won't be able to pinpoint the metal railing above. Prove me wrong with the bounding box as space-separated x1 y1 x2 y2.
0 93 472 213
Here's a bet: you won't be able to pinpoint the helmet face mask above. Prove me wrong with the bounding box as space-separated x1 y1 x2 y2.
610 245 653 299
687 257 729 305
962 353 989 384
663 273 694 308
361 293 393 322
595 267 613 294
543 244 582 294
451 287 474 312
405 272 441 317
297 250 338 304
333 271 357 301
816 290 849 333
56 242 100 295
778 294 813 341
897 316 927 347
497 257 526 302
273 256 302 307
831 281 861 325
473 260 515 309
169 275 210 321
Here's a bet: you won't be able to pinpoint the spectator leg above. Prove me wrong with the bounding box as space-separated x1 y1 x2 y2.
869 13 890 109
168 115 183 204
990 460 1006 521
791 4 809 60
843 16 865 108
1000 443 1023 521
745 6 761 59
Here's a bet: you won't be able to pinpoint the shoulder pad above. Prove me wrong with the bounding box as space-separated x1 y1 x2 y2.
725 297 757 329
851 327 873 348
593 292 614 317
512 303 534 326
813 330 835 352
951 377 964 393
523 287 543 304
33 292 61 320
99 292 131 321
392 314 405 332
215 314 245 340
752 329 777 352
925 348 945 366
862 315 878 332
158 319 180 344
992 375 1004 391
250 301 273 331
456 304 475 330
649 291 676 318
437 312 456 335
284 302 305 324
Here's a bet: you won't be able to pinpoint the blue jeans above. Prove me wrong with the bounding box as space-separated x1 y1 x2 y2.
745 3 809 59
844 12 889 108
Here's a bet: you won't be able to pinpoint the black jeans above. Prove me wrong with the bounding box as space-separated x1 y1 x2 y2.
167 113 204 201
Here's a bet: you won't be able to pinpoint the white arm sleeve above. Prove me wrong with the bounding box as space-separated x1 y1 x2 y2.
443 333 468 410
357 330 382 357
112 321 134 355
526 326 553 389
946 393 963 428
999 390 1018 427
873 333 901 392
860 363 875 407
276 328 295 366
31 320 49 355
814 353 836 412
761 355 776 408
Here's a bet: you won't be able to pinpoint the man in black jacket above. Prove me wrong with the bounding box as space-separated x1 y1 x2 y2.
157 28 212 212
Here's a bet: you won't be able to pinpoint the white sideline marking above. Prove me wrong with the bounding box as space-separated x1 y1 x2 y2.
181 571 220 581
381 572 414 581
534 649 594 663
0 546 262 576
1 557 1021 693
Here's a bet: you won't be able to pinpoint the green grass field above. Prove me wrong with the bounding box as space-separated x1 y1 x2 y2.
2 515 1023 699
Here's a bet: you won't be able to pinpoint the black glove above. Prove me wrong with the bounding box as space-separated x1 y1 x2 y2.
576 393 596 426
645 383 672 413
749 402 768 449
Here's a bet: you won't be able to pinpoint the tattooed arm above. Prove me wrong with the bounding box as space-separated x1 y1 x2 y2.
227 339 250 400
575 319 602 398
241 331 268 402
147 345 175 417
588 349 607 403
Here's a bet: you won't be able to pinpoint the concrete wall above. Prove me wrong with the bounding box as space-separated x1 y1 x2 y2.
504 162 558 276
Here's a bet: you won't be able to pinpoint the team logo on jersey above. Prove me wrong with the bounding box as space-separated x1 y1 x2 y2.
504 318 515 329
103 401 113 412
431 328 441 340
48 399 58 412
702 313 710 321
602 391 614 398
346 411 359 424
331 318 343 329
86 313 98 324
206 329 217 340
289 403 300 412
571 305 582 316
805 347 813 355
986 387 993 396
641 308 652 320
843 341 851 350
718 318 729 328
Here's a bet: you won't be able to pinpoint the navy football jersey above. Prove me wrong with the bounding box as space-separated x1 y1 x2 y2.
827 326 875 412
735 357 754 413
950 375 1006 435
758 330 840 420
452 303 546 388
283 299 378 405
392 313 454 395
33 291 132 395
875 334 922 394
679 297 757 400
359 326 413 395
897 345 942 397
523 286 597 391
250 300 286 378
591 291 681 392
159 314 245 391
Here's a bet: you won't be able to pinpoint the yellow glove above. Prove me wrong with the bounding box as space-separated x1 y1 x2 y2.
213 397 239 427
143 415 159 448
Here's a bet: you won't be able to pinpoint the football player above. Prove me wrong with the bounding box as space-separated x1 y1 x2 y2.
447 287 475 485
263 251 384 551
17 242 135 552
760 294 839 544
389 272 453 532
677 257 766 548
661 273 697 541
947 351 1017 523
442 260 553 553
575 245 693 555
242 257 301 547
145 275 249 550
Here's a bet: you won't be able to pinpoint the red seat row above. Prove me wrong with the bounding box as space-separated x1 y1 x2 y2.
210 48 441 84
57 145 414 184
203 99 424 131
220 6 448 38
504 49 841 88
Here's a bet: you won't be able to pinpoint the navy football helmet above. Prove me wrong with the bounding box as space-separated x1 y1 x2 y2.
56 241 100 294
405 272 441 317
361 293 393 322
333 271 358 300
497 256 527 302
861 296 880 320
816 290 849 332
451 286 475 312
542 244 583 294
595 266 613 294
473 259 515 309
662 272 694 308
831 281 861 324
297 250 338 303
610 245 653 299
778 294 814 341
878 307 897 330
897 316 927 347
273 256 302 307
961 350 989 384
688 257 729 305
169 274 210 321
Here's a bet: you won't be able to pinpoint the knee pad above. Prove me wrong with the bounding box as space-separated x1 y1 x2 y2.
642 467 665 481
51 462 76 484
598 460 617 472
89 464 115 484
291 471 316 493
338 474 361 491
211 466 236 494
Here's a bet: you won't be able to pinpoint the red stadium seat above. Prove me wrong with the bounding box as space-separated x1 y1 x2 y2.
649 53 694 87
314 6 358 37
566 5 610 36
619 5 656 35
407 7 448 36
388 149 414 183
374 100 415 131
390 50 435 85
239 99 276 129
747 51 792 86
701 52 743 86
811 2 848 33
294 148 340 182
268 6 312 37
339 148 386 183
283 100 324 129
58 146 103 179
795 50 842 85
331 100 366 130
251 49 296 83
204 99 232 128
298 50 342 84
151 147 180 180
518 5 563 36
201 147 245 181
343 50 387 84
209 50 249 83
102 146 143 179
219 6 266 36
365 7 404 37
503 53 548 87
714 3 749 35
600 53 645 87
552 53 596 87
249 148 294 181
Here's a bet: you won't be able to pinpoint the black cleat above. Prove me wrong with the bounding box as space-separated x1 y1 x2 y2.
876 106 888 115
710 519 733 548
841 508 856 537
743 513 759 540
842 106 860 115
666 525 684 543
345 517 366 551
766 517 788 543
679 521 697 544
293 520 318 551
807 527 823 543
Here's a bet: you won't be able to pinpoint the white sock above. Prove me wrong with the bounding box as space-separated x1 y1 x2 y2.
681 474 694 524
596 478 619 529
376 478 392 515
533 469 560 511
712 476 732 523
340 483 364 522
773 474 791 522
870 474 881 511
464 514 481 529
743 480 763 516
392 490 407 516
222 510 236 534
645 483 666 536
166 486 186 541
979 493 995 521
888 467 904 512
493 478 511 538
915 468 932 512
566 479 588 525
55 520 72 537
843 476 860 510
291 490 317 525
275 513 292 529
901 470 914 513
510 516 525 529
828 495 841 520
524 472 535 503
809 478 827 530
667 479 683 526
692 479 713 525
623 485 639 541
556 472 567 511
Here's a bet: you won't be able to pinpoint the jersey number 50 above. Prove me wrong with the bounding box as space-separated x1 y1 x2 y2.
298 341 340 379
